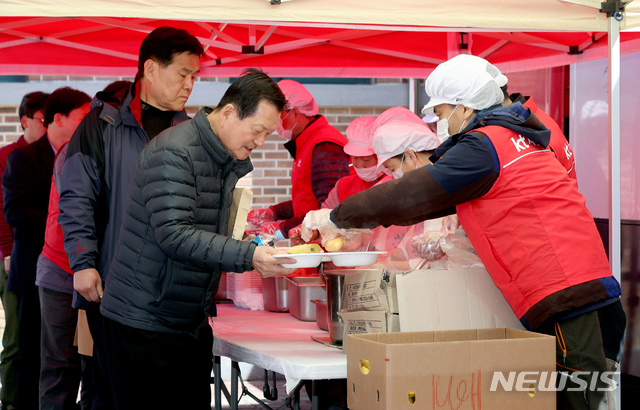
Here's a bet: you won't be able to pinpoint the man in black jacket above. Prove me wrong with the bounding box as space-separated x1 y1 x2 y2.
101 68 296 410
3 87 91 410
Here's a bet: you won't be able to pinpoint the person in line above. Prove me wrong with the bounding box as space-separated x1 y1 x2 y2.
302 54 625 410
58 26 203 410
3 87 91 410
0 91 49 410
100 68 296 410
247 80 350 238
37 81 131 410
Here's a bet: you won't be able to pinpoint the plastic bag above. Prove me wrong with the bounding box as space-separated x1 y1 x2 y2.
247 207 276 228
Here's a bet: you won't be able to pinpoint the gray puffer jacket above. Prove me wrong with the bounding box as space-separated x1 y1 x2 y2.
100 107 257 335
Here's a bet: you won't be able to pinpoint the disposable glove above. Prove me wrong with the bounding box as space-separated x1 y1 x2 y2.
301 209 363 247
247 207 276 228
288 225 319 246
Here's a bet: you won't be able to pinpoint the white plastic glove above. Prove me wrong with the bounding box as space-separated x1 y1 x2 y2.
301 209 364 247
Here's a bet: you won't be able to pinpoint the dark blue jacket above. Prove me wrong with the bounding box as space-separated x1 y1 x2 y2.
58 84 189 305
3 135 54 294
100 108 257 335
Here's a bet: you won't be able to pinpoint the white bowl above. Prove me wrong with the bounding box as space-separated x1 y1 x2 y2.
327 251 387 267
273 253 326 269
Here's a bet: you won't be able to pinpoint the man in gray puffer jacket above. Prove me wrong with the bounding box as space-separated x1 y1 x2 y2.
100 68 297 410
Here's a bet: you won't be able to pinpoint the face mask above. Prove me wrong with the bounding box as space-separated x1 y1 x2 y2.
276 110 296 141
436 104 460 143
391 153 405 179
354 164 383 182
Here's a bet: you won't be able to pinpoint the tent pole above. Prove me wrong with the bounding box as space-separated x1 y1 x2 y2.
409 78 416 114
608 14 621 290
607 11 622 407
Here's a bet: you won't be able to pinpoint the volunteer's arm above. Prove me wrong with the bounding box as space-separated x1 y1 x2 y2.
331 133 499 229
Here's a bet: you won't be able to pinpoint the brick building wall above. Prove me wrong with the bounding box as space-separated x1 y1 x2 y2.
1 103 392 211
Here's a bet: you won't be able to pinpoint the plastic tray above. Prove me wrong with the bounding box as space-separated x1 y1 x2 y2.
273 251 386 268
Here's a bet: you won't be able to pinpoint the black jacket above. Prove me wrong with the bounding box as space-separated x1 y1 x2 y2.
100 108 257 335
3 135 54 294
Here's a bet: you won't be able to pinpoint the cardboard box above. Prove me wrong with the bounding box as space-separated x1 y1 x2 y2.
227 188 253 240
396 268 523 332
343 269 398 314
339 311 400 352
347 328 556 409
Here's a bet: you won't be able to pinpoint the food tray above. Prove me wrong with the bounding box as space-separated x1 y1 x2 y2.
273 251 387 268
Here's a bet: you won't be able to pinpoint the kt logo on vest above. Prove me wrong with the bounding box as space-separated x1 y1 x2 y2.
510 135 539 153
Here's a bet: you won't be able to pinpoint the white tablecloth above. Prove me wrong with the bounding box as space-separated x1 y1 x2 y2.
210 303 347 393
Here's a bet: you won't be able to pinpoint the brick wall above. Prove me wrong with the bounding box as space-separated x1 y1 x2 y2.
0 104 393 210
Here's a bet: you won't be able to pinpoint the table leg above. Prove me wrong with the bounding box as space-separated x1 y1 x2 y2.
231 360 240 410
214 355 222 410
311 380 319 410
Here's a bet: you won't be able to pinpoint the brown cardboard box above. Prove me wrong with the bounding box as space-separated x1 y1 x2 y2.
347 328 556 410
227 188 253 240
396 268 523 332
343 269 398 313
338 310 400 352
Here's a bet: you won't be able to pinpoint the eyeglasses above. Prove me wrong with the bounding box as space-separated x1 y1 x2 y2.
30 116 45 125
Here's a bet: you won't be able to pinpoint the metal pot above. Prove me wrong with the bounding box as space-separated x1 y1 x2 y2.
322 268 365 343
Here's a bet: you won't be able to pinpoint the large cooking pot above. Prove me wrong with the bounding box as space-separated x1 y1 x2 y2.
322 268 376 343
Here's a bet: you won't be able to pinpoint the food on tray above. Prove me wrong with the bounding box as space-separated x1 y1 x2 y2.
324 237 344 252
287 244 323 254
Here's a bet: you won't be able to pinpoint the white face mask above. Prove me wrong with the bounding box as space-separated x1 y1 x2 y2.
391 153 405 180
354 164 383 182
276 110 296 141
436 104 467 143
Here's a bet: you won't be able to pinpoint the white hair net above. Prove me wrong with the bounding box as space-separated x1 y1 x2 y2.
372 120 440 172
277 79 319 116
344 116 377 157
421 54 505 115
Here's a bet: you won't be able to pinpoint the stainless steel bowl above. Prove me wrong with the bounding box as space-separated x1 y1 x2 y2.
312 299 329 331
286 276 326 321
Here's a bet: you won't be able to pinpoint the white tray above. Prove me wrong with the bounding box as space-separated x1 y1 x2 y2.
273 251 386 268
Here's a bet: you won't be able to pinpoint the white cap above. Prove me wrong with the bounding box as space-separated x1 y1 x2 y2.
372 120 440 172
344 116 377 157
421 54 505 115
373 106 426 131
277 80 319 116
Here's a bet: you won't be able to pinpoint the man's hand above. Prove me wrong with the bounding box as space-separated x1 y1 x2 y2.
4 257 10 274
251 246 296 278
74 268 103 302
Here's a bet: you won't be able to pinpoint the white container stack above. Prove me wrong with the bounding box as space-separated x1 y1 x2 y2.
226 270 263 310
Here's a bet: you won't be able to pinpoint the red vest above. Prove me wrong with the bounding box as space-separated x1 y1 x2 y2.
42 145 73 275
456 125 612 320
291 116 347 217
523 97 577 180
337 174 374 203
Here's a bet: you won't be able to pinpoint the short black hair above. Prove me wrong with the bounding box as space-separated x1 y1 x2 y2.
135 26 204 82
19 91 50 124
103 80 133 94
216 68 287 120
43 87 92 127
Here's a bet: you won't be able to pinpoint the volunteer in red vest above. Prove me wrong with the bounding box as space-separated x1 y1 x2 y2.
321 116 388 209
445 54 577 181
288 116 388 248
300 55 625 410
247 80 349 238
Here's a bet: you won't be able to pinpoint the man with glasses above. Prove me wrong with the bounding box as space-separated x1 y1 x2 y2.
0 91 49 410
